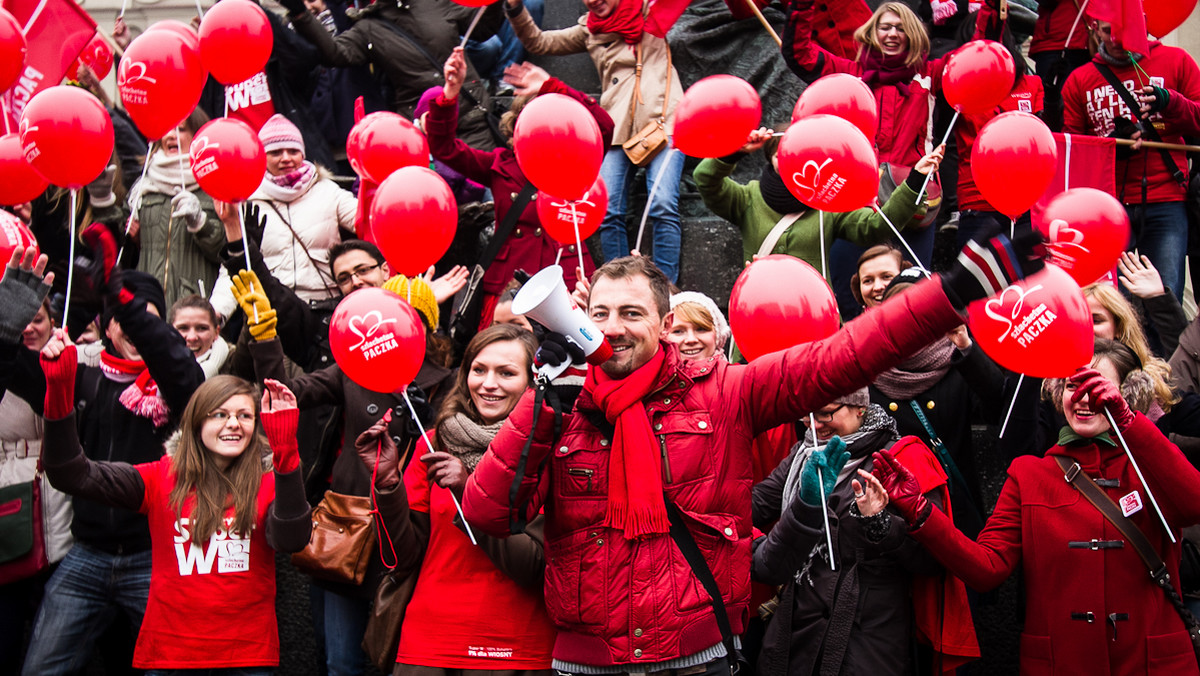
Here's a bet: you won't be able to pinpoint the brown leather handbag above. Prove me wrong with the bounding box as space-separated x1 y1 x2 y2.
621 42 672 168
291 490 375 585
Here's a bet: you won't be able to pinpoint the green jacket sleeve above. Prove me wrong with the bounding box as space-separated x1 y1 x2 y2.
831 178 925 247
694 158 755 230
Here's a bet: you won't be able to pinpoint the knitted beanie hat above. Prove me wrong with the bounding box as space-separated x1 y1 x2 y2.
670 291 731 349
383 275 439 329
831 386 870 408
259 114 305 156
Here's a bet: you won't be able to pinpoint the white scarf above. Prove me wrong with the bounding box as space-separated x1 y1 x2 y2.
196 337 231 380
128 150 199 212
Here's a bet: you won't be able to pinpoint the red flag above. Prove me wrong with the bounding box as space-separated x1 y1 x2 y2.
1 0 96 132
1088 0 1151 57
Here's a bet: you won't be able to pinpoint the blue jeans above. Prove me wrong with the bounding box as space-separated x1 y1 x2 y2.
598 147 686 282
464 0 544 83
1127 201 1188 302
309 585 371 676
146 670 272 675
21 543 151 676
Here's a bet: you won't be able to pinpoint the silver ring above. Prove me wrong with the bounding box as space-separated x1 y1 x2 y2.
853 492 865 499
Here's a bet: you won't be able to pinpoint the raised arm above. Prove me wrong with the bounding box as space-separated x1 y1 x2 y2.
280 0 371 68
782 0 858 83
505 0 589 56
259 379 314 553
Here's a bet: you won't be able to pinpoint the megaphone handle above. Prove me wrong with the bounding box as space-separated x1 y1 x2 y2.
536 360 571 382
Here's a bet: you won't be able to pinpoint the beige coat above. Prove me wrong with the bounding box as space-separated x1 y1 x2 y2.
509 5 682 145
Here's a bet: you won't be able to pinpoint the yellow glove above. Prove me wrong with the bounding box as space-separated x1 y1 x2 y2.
230 270 277 341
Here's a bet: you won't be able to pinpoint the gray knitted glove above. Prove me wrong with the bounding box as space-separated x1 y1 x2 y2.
86 166 117 208
171 191 205 233
0 264 51 345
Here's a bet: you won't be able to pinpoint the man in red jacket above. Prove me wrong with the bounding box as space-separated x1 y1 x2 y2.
463 233 1043 675
1062 21 1200 303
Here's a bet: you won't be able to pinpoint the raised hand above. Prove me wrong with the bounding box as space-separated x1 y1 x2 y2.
1068 367 1134 431
443 47 467 101
871 449 931 528
1117 251 1166 299
502 62 551 96
421 450 469 498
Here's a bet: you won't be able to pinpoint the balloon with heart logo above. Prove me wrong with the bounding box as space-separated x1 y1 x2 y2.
972 111 1057 218
370 166 458 276
0 133 49 206
776 115 878 212
346 112 429 184
729 254 840 361
0 8 25 94
967 265 1092 378
536 176 607 244
198 0 274 85
20 86 114 190
189 118 266 203
0 209 38 263
513 93 603 201
330 287 427 393
1035 188 1129 286
942 40 1016 116
118 29 207 140
671 75 762 158
791 73 878 142
67 33 115 81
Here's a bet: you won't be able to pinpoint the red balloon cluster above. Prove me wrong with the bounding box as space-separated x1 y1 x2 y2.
729 255 839 361
369 166 457 276
1146 0 1196 37
346 112 429 184
942 40 1016 116
199 0 274 85
67 34 115 81
0 134 49 206
967 265 1092 378
792 73 878 141
189 118 266 203
329 287 427 393
1036 188 1129 286
972 111 1057 217
20 86 114 190
0 9 25 94
777 115 878 212
672 75 762 158
513 93 603 201
0 210 38 264
536 176 608 244
118 28 207 140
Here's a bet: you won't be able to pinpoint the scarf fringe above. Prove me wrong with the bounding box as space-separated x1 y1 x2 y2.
119 383 170 428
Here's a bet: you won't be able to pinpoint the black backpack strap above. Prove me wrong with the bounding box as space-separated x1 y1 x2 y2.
1093 62 1188 187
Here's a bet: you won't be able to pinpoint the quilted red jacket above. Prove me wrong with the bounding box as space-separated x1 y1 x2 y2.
463 279 964 667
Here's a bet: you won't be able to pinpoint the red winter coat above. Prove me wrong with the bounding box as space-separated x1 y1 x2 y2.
426 77 613 297
913 414 1200 675
463 279 964 668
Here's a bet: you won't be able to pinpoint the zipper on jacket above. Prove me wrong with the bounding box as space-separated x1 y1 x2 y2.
659 435 671 484
567 467 594 492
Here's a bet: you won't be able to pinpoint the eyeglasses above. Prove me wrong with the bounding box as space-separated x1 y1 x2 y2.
207 410 256 424
877 22 905 34
812 404 847 423
335 263 380 287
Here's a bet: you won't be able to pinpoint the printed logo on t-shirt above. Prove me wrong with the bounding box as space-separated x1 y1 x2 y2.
467 645 515 658
1084 76 1166 135
1018 99 1033 113
173 517 253 576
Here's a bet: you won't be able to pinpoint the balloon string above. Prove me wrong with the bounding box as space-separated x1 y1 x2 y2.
818 211 827 281
195 0 205 20
569 201 586 279
64 190 78 326
871 204 929 278
916 110 958 205
177 145 188 194
1060 0 1090 57
554 247 564 266
1010 217 1016 240
118 0 128 18
117 142 155 265
1 97 10 135
459 6 486 48
998 373 1023 438
809 411 835 572
1105 408 1175 543
403 389 477 545
634 147 675 254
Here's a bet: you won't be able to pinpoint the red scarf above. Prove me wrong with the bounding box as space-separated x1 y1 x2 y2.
587 0 644 45
100 351 169 428
583 347 669 539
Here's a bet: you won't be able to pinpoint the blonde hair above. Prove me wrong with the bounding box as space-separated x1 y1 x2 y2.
1079 283 1178 410
853 2 930 69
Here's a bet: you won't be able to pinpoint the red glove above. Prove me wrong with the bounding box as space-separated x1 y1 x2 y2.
1069 368 1135 431
260 407 301 474
40 343 78 420
872 449 931 528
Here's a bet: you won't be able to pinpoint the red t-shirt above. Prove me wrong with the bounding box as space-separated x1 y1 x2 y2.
395 438 556 669
958 75 1046 212
1030 0 1089 55
225 71 276 132
133 457 279 669
1062 45 1200 204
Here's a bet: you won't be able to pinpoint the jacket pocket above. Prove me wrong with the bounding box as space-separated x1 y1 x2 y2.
669 511 737 615
545 527 608 627
654 411 714 486
1147 630 1197 671
1019 633 1053 673
553 432 608 499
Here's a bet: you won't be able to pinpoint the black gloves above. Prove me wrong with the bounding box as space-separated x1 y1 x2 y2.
940 228 1046 310
1110 117 1142 160
535 332 586 369
243 202 266 248
77 223 124 303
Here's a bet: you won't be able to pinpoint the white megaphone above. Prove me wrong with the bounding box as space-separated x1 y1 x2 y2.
511 265 613 380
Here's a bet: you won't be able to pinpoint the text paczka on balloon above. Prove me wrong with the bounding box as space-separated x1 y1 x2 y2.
118 29 207 140
777 115 878 213
188 118 266 203
536 176 608 244
966 265 1092 378
330 288 427 393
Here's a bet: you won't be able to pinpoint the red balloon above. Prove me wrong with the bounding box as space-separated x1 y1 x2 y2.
0 8 27 94
118 30 207 140
1035 188 1130 286
972 111 1057 218
1146 0 1196 37
536 176 608 244
0 134 49 206
0 210 38 264
370 166 457 276
19 86 114 190
967 265 1092 378
68 34 115 81
346 112 430 183
942 40 1016 116
189 118 266 202
792 73 878 142
513 93 603 201
329 287 427 393
672 75 762 158
199 0 273 85
729 254 839 361
146 20 202 52
776 115 878 212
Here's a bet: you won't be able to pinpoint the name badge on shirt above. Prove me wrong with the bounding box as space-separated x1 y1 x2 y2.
1120 490 1143 517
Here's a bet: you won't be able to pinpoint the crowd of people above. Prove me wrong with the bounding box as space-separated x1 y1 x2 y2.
2 0 1200 674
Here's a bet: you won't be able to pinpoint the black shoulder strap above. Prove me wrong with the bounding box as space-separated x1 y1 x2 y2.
482 183 538 270
664 497 742 675
1093 62 1188 186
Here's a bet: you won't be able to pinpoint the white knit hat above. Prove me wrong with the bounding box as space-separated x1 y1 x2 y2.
670 291 731 349
258 114 305 156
